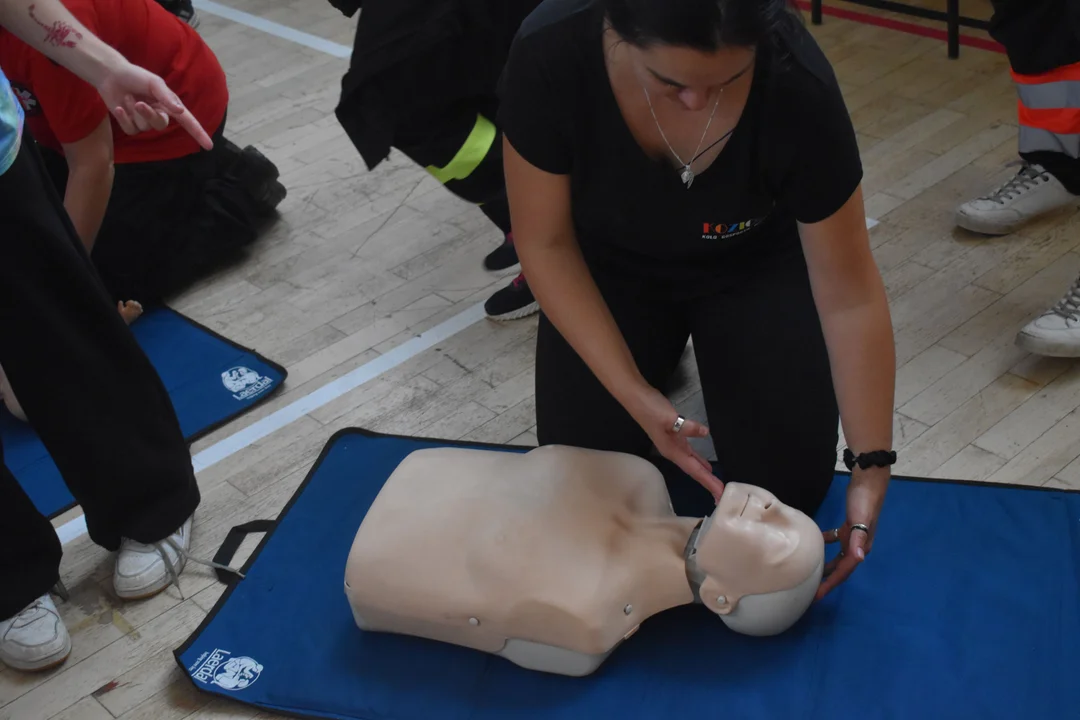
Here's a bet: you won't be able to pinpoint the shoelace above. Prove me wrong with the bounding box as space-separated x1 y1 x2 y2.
127 535 245 600
2 597 53 642
981 162 1050 204
11 598 47 624
1047 275 1080 321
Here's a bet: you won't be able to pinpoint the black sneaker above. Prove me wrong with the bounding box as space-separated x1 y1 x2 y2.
483 232 519 271
484 273 539 321
156 0 199 27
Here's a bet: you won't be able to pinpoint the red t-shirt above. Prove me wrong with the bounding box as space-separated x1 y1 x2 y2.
0 0 227 163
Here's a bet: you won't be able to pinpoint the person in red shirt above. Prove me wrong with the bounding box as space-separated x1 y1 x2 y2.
0 0 286 306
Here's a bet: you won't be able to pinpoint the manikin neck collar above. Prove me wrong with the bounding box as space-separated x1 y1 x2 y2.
683 519 706 604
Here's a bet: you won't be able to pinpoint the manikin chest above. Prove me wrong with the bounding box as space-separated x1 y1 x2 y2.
344 446 694 667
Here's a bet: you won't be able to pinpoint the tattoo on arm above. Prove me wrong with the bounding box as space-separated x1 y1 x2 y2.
28 3 83 48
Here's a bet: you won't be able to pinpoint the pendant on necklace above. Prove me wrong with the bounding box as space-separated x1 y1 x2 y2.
681 166 694 189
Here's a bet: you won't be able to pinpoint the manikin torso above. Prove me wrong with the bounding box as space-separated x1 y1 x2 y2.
345 445 824 676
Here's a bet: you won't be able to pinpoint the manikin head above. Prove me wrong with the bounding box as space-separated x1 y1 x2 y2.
687 482 824 636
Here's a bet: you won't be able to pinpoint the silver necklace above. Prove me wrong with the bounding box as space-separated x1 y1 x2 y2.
643 86 722 189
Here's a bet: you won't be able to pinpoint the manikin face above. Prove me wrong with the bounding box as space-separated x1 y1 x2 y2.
691 482 823 615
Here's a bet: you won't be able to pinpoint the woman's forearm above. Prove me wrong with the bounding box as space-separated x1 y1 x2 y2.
819 287 896 462
516 237 650 409
0 0 124 87
64 162 113 251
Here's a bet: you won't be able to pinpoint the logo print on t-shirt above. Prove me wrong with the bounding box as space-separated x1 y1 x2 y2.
702 217 766 241
9 83 40 116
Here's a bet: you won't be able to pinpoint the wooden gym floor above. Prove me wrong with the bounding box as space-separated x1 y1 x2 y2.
2 0 1078 718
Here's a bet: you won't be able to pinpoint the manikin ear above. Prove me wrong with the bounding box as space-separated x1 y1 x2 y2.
708 593 736 616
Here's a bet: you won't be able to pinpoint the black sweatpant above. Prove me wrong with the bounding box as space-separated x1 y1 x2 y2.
40 116 265 306
0 136 200 621
535 245 839 520
990 0 1080 193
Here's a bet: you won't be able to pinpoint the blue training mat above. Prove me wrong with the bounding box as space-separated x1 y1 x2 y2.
1 306 286 519
175 428 1080 720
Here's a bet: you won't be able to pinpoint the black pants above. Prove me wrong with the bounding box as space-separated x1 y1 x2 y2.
394 96 511 235
40 116 265 306
990 0 1080 193
535 244 839 520
0 137 200 621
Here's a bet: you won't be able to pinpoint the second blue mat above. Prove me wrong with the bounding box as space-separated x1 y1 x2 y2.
1 306 287 518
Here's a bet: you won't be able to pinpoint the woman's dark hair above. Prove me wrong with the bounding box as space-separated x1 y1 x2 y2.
603 0 797 51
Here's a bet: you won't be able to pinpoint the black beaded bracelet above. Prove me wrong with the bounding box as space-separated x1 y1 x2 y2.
843 448 896 471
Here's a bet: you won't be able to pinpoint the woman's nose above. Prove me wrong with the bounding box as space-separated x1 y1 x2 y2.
677 88 709 111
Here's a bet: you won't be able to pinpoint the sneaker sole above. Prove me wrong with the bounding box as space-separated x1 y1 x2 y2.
115 581 172 601
1 637 71 672
485 301 539 322
1016 331 1080 358
954 210 1022 236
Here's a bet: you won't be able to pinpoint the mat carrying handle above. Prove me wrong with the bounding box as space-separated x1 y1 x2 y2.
213 520 276 584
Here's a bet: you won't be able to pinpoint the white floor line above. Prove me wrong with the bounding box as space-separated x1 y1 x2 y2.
193 0 353 58
57 302 488 545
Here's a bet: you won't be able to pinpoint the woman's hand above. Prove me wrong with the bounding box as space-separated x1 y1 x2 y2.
815 467 889 600
94 63 213 149
0 0 212 149
627 385 725 501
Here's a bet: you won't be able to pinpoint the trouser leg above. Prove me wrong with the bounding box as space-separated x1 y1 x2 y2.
395 99 511 235
0 441 62 620
991 0 1080 192
0 137 200 555
689 247 838 518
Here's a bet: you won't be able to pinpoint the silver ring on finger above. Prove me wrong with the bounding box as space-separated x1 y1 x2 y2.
672 415 686 434
850 523 870 534
830 527 840 541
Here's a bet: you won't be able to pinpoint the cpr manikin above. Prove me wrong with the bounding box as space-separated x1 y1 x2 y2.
344 445 824 676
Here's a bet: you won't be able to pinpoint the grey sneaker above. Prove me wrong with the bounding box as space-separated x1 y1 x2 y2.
1016 273 1080 357
955 163 1078 236
0 594 71 672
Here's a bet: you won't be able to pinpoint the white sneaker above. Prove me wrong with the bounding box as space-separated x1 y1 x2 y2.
0 594 71 672
955 163 1079 235
114 516 193 600
1017 273 1080 357
113 515 245 600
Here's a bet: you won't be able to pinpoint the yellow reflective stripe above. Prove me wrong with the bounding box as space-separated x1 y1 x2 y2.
425 114 497 184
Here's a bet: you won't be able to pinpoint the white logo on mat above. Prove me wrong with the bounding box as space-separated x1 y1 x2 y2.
190 648 263 691
221 366 273 401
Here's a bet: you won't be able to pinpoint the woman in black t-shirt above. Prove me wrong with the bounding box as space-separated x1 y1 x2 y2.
499 0 896 599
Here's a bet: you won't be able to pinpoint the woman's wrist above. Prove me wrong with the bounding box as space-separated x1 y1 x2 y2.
73 41 128 92
851 464 890 486
614 375 659 419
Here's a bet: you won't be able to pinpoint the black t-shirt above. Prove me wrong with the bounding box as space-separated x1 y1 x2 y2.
497 0 863 279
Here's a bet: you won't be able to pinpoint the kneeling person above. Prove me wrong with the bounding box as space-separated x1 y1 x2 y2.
0 0 286 306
